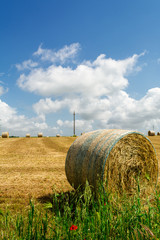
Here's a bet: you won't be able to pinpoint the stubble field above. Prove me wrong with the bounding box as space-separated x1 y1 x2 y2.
0 135 160 211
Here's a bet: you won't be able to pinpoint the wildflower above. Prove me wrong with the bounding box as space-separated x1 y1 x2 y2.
104 200 109 205
70 224 78 231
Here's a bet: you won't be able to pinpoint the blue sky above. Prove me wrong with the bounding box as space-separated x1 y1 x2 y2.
1 0 160 136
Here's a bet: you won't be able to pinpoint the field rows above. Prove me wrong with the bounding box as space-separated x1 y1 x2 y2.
0 135 160 211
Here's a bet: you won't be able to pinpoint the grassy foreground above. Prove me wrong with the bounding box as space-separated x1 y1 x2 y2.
1 182 160 240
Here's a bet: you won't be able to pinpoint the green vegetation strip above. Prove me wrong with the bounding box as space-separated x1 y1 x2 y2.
0 182 160 239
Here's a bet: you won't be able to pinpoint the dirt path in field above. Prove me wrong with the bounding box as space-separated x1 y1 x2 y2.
0 136 160 211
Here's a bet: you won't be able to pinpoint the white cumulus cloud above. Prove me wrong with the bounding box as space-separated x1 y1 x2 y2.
0 99 55 136
16 59 38 71
56 119 93 135
33 43 80 64
17 53 140 98
33 98 69 115
15 44 160 135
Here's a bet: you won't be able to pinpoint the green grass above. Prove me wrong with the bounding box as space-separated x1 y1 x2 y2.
1 182 160 239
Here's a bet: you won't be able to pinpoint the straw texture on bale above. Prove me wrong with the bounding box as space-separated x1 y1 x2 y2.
65 129 158 195
26 134 30 138
38 133 43 137
2 132 9 138
148 130 155 136
56 134 61 137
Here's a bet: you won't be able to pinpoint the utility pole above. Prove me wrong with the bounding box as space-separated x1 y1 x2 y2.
73 111 75 136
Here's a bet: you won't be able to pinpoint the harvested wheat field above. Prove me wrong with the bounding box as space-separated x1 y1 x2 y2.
0 137 76 211
0 135 160 211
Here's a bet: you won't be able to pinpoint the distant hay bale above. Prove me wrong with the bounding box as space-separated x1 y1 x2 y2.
157 132 160 136
65 129 158 195
38 133 43 137
56 134 61 137
148 130 155 136
26 134 30 138
2 132 9 138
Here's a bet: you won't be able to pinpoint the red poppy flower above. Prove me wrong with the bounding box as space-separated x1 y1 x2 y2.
70 224 78 230
104 200 109 205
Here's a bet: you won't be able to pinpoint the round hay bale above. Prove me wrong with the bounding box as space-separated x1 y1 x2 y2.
38 132 43 137
148 130 155 136
26 133 30 138
157 132 160 136
2 132 9 138
65 129 158 195
56 134 61 137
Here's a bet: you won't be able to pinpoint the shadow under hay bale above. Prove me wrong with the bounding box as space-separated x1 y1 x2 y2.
65 129 158 196
38 133 43 137
26 133 30 138
37 189 90 219
2 132 9 138
148 130 155 136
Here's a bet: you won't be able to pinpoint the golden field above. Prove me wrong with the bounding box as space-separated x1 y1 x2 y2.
0 135 160 211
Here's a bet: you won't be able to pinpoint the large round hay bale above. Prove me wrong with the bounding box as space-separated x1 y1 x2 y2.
56 134 61 137
2 132 9 138
65 129 158 195
148 130 155 136
38 132 43 137
26 133 30 138
157 132 160 136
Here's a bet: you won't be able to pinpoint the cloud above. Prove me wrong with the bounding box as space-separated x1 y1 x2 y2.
33 87 160 135
0 86 5 96
0 86 4 96
0 77 9 96
56 119 93 135
16 59 38 71
33 98 69 115
17 53 140 97
0 85 8 96
0 99 58 136
33 42 80 64
16 44 160 135
99 88 160 132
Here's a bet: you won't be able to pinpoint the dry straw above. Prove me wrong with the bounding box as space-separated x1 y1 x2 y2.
38 133 43 137
65 129 158 195
26 134 30 138
81 132 85 135
2 132 9 138
148 130 155 136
